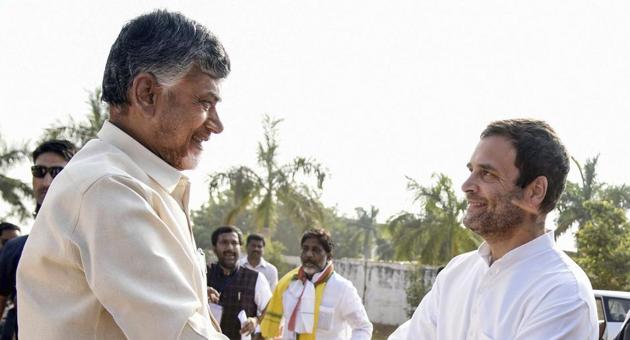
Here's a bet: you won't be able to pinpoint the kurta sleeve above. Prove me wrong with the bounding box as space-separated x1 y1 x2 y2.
514 296 597 340
255 272 272 316
388 280 440 340
338 282 373 340
73 175 227 340
269 265 279 291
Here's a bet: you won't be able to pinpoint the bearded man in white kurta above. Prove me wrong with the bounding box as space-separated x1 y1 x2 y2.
390 119 599 340
261 228 372 340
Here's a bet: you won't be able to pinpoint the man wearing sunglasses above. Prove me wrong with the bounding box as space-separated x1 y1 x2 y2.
0 139 75 340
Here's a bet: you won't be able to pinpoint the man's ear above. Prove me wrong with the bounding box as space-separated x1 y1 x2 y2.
130 73 159 116
525 176 548 213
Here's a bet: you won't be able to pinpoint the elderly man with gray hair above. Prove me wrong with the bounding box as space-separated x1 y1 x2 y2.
17 10 230 340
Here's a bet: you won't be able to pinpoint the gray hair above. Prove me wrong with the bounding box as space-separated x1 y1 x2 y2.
101 9 230 106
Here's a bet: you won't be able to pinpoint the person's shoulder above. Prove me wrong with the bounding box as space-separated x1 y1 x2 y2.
445 249 479 267
239 265 259 278
0 235 28 258
544 248 594 298
5 235 28 250
329 271 355 290
261 257 277 271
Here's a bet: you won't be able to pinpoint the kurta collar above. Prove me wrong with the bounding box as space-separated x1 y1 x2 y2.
97 121 186 193
477 230 555 267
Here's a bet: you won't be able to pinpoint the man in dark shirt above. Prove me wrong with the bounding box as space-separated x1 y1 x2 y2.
207 226 271 340
0 224 20 252
0 140 75 340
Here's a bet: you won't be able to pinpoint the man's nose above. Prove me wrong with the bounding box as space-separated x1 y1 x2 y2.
43 173 54 186
461 174 476 194
205 110 223 134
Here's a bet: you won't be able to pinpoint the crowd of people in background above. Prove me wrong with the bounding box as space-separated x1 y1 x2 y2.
2 8 630 340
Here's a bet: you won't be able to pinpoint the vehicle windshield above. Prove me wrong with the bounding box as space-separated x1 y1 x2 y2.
604 297 630 322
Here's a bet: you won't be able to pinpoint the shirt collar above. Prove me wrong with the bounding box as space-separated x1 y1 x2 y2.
97 120 186 193
477 230 555 267
245 257 268 268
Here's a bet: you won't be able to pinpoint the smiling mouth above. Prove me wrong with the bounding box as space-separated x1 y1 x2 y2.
192 135 209 150
467 201 486 208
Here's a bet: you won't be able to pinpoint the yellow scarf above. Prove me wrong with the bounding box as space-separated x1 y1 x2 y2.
260 264 334 339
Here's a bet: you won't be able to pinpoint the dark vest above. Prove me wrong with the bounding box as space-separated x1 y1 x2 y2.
207 264 258 339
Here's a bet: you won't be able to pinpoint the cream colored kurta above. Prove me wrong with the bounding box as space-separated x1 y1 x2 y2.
17 121 227 340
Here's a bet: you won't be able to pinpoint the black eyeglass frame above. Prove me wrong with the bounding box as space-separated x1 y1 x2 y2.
30 165 64 179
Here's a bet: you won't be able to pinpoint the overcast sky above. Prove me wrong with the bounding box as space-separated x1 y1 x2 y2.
1 1 629 249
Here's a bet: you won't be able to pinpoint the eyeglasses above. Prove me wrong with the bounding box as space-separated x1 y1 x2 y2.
31 165 64 179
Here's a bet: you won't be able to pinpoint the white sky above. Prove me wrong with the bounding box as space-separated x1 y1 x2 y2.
1 1 629 250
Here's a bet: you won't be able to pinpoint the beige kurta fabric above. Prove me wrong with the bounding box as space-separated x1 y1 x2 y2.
17 121 227 340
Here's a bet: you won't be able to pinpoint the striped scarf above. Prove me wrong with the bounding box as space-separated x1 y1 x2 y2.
260 263 334 339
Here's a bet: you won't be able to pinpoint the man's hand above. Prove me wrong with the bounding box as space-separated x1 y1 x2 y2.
207 286 220 304
240 317 257 335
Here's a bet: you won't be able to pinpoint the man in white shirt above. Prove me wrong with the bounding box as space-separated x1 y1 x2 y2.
261 228 373 340
390 119 599 340
206 226 271 339
17 10 230 340
239 233 279 291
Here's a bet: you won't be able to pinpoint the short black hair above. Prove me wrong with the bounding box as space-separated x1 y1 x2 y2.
301 228 334 257
211 225 243 246
481 118 570 214
0 222 20 233
246 233 265 246
32 140 77 163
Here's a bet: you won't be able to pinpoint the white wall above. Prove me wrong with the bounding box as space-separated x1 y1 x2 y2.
283 256 438 326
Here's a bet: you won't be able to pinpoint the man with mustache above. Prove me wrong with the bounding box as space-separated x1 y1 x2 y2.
207 226 272 340
390 119 598 339
17 10 230 339
239 233 278 291
0 140 75 340
261 228 372 340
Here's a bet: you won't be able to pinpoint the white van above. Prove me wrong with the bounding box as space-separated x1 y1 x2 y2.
594 290 630 340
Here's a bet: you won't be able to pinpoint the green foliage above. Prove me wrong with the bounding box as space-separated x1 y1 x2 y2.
575 200 630 290
263 240 293 278
0 134 32 221
556 155 630 238
388 173 481 265
348 206 382 261
192 189 256 250
207 115 327 237
40 88 108 148
405 266 428 318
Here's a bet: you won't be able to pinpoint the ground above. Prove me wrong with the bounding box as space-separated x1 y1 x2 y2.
373 323 398 340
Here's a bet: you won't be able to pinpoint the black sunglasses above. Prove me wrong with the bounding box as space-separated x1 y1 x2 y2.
31 165 64 179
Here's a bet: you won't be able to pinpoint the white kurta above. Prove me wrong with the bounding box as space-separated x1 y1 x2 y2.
238 257 279 291
282 271 373 340
17 121 227 340
390 232 598 340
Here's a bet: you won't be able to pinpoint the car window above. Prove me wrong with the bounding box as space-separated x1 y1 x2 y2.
596 297 605 321
604 297 630 322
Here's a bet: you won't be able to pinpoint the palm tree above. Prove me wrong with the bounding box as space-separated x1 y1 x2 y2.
555 155 630 238
39 89 109 148
0 134 32 221
388 174 481 265
208 115 327 237
349 206 380 261
348 206 381 304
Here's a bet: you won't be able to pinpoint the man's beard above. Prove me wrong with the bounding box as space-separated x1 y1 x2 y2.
463 189 526 241
218 252 238 271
